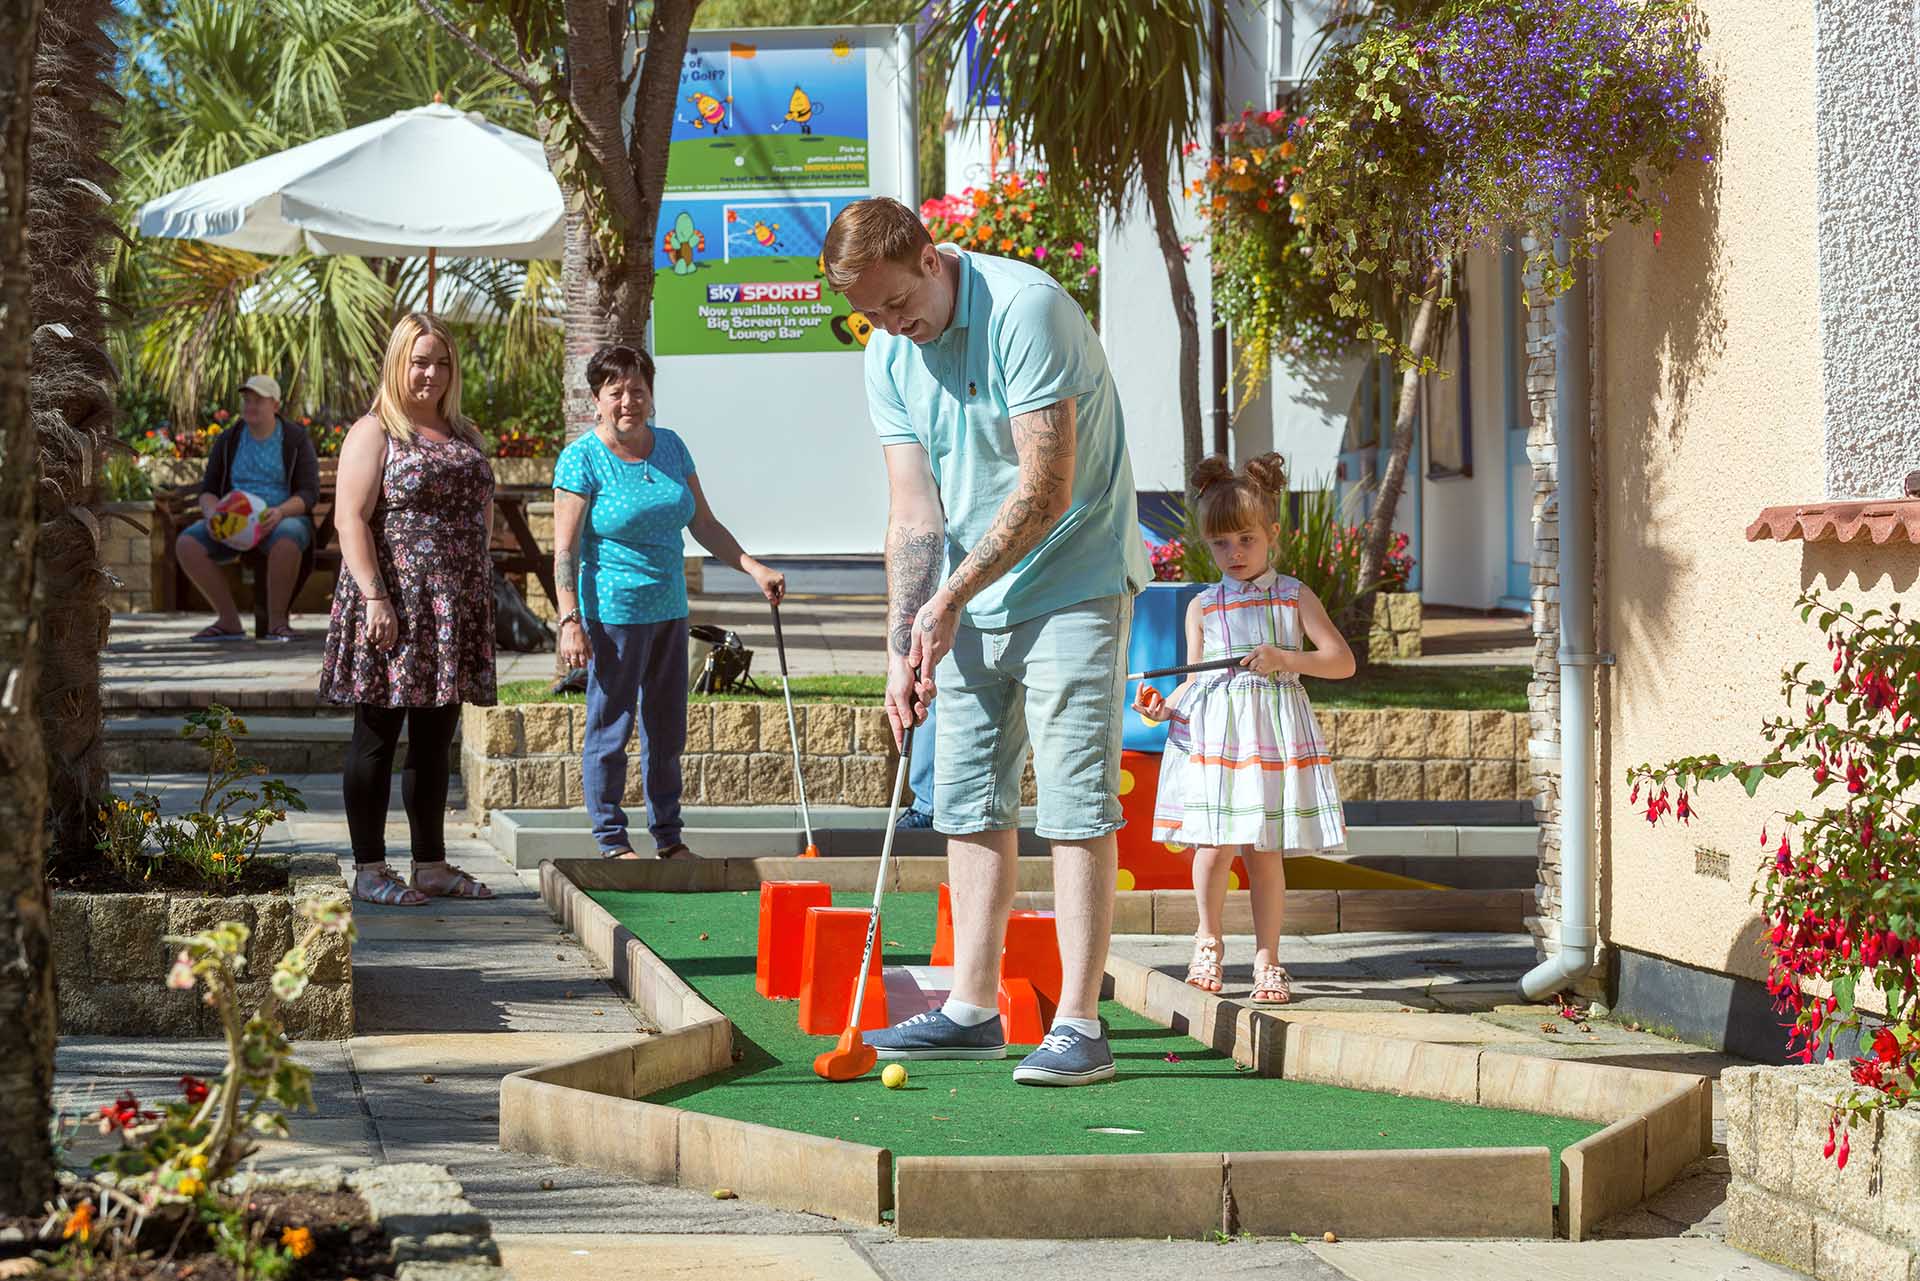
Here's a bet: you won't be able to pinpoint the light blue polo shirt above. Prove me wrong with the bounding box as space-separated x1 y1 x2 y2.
864 246 1149 629
553 428 697 624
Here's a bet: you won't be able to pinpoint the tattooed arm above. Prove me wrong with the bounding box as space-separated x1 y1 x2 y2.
946 397 1075 610
882 443 945 736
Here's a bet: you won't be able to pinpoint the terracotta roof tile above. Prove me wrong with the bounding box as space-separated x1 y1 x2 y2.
1746 499 1920 545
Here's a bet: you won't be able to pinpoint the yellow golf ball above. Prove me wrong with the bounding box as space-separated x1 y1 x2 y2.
881 1063 908 1089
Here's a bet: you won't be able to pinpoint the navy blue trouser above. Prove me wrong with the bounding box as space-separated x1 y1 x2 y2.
582 617 688 854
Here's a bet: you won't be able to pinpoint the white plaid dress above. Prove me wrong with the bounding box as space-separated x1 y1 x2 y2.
1151 571 1346 851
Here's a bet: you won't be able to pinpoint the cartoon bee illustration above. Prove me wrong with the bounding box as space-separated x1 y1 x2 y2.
685 90 731 132
751 220 781 249
831 311 874 348
783 85 819 135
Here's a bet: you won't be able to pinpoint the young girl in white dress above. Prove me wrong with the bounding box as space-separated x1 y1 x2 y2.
1134 454 1356 1005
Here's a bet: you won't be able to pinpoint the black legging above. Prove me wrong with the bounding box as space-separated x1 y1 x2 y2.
343 703 462 867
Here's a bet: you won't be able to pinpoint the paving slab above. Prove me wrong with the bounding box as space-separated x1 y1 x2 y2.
861 1235 1351 1281
496 1233 882 1281
1307 1236 1808 1281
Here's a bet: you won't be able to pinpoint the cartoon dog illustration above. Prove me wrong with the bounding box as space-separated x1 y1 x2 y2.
831 311 873 347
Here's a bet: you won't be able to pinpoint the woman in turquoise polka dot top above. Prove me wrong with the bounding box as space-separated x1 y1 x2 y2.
552 345 785 859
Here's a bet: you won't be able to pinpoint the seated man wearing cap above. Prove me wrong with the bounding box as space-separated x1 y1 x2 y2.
176 374 321 643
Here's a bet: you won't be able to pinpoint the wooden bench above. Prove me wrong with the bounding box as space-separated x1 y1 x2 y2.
154 460 341 637
157 462 557 633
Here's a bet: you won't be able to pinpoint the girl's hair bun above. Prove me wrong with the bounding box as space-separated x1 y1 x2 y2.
1242 452 1288 496
1190 454 1236 495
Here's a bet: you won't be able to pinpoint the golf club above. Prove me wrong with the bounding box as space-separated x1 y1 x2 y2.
812 691 918 1082
770 602 818 858
1126 655 1248 682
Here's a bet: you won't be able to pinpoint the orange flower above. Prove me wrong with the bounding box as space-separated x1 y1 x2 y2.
1278 141 1296 160
281 1227 315 1259
64 1203 94 1243
970 189 990 209
999 238 1014 252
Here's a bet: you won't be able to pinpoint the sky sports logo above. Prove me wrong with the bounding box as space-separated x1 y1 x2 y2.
706 282 821 304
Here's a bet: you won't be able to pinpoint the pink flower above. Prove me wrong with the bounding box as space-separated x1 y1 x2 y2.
1034 244 1046 261
1069 242 1085 260
167 950 195 990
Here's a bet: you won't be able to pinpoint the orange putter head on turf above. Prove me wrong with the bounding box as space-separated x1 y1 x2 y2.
813 1028 877 1081
800 843 820 859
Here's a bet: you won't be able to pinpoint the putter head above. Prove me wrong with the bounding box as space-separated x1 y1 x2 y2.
800 843 820 859
812 1028 877 1082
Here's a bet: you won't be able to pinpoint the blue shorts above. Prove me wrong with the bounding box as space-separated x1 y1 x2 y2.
932 593 1132 841
180 514 312 563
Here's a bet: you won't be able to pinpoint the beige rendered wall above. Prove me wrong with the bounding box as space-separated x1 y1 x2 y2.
1591 0 1919 983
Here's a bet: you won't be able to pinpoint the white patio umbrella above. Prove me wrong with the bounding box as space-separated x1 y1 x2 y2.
137 100 563 310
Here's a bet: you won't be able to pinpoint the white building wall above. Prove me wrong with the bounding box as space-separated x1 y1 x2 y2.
1417 251 1511 609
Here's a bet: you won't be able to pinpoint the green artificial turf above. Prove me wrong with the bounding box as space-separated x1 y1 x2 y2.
590 889 1597 1192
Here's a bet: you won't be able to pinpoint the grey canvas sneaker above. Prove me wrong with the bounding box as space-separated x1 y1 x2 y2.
1011 1023 1115 1086
865 1009 1008 1060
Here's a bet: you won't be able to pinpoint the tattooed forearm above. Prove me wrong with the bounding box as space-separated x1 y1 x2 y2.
887 526 943 655
361 571 387 599
555 548 580 599
944 399 1076 605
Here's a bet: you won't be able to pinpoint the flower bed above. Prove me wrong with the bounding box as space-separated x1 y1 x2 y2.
51 852 352 1038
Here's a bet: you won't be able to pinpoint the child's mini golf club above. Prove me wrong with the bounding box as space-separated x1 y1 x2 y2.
1126 655 1248 682
769 602 818 859
812 691 918 1082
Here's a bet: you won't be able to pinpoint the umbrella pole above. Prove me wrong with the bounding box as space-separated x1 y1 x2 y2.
426 247 437 314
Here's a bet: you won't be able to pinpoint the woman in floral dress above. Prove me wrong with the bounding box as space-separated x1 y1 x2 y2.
323 312 497 906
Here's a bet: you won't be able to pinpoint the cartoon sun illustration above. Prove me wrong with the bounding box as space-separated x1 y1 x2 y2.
830 37 852 60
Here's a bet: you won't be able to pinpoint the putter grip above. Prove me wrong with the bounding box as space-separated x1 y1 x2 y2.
770 603 789 676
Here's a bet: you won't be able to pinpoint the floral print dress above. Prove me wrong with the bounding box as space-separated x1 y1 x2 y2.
320 434 497 708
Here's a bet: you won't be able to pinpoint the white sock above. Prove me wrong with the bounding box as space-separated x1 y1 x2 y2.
1052 1015 1103 1040
941 998 998 1027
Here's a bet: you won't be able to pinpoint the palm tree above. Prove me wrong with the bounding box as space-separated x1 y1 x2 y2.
110 0 546 423
921 0 1220 481
32 0 122 872
2 0 60 1215
413 0 706 441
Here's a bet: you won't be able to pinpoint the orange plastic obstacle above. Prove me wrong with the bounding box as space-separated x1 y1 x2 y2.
1114 749 1248 890
755 880 832 999
1002 910 1063 1006
798 906 890 1035
997 976 1050 1045
932 882 955 966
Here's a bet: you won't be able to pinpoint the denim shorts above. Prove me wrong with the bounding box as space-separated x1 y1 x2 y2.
932 593 1132 841
181 514 312 563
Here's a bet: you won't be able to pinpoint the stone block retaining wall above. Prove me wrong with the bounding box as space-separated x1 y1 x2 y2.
52 853 352 1039
1723 1062 1920 1280
233 1163 505 1281
1365 591 1423 661
461 702 1529 821
103 500 163 613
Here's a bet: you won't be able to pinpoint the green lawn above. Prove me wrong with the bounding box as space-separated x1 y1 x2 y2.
1306 664 1526 712
501 666 1523 712
591 888 1596 1188
496 674 884 706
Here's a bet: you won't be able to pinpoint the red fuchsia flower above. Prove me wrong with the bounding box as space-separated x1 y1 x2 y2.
1675 792 1694 823
1860 667 1899 715
1874 1027 1902 1066
1846 761 1868 794
180 1076 210 1105
98 1092 156 1135
1853 1057 1887 1090
1838 1130 1851 1169
1163 1051 1183 1063
1824 1120 1837 1157
1862 812 1875 847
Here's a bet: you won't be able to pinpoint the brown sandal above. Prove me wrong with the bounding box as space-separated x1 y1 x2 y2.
1250 963 1293 1006
1186 936 1224 993
657 843 698 862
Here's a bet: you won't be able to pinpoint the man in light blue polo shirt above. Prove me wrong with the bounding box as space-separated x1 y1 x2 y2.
824 197 1148 1087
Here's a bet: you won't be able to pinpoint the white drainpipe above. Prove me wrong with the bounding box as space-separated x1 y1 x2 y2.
1521 232 1602 1001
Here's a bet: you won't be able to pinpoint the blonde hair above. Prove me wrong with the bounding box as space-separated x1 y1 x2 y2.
1191 453 1288 539
823 197 933 292
371 312 484 449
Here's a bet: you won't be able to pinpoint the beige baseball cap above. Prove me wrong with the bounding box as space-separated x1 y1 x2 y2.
238 374 282 402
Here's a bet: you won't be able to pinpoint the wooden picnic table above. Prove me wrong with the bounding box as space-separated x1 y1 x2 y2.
490 484 558 610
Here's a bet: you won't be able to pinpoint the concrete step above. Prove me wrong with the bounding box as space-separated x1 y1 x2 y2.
105 714 377 775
